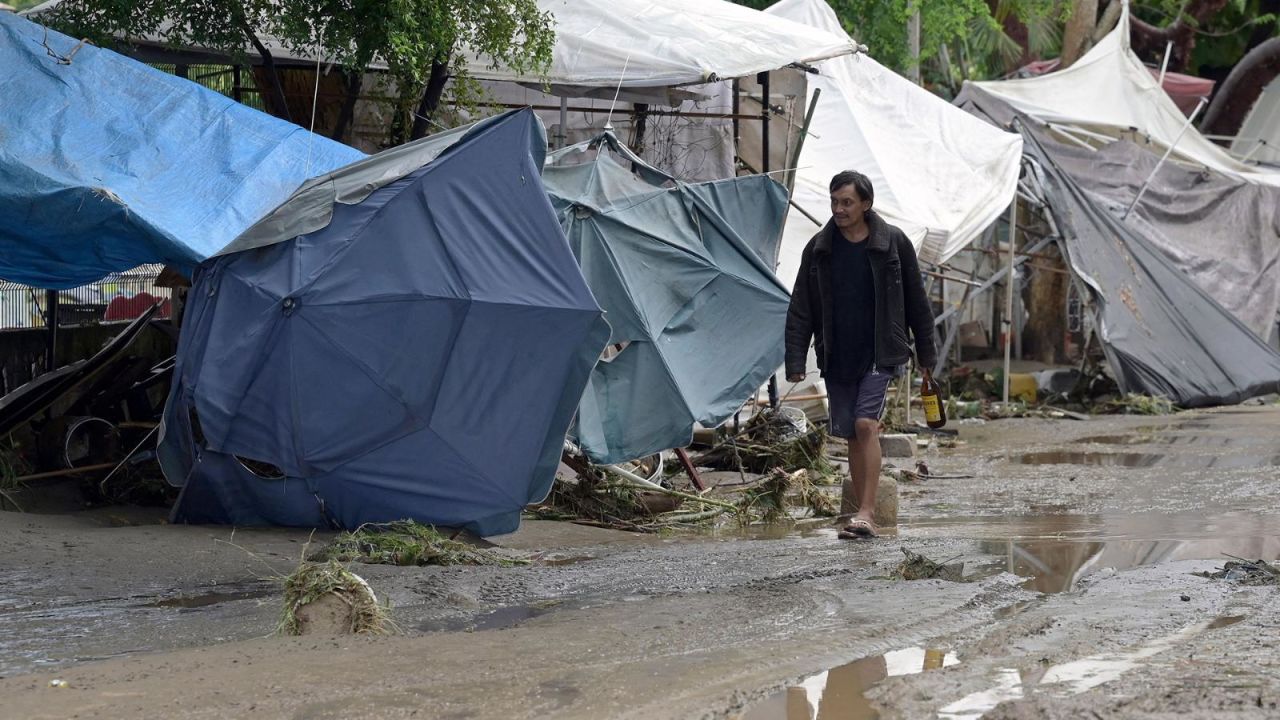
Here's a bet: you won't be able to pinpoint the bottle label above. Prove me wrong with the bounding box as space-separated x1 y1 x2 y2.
923 394 942 422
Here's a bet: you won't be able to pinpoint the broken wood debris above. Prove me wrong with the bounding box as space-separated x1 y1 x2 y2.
1195 556 1280 586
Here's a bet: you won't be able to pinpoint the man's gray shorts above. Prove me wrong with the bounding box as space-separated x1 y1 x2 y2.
827 366 897 439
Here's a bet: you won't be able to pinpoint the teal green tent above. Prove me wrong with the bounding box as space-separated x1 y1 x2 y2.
545 134 791 463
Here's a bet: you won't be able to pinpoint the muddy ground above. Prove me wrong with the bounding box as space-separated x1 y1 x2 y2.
1 405 1278 719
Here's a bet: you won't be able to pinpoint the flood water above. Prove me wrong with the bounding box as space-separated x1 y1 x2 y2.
736 647 959 720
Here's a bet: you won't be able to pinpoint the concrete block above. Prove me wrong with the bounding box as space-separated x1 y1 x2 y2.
843 473 899 528
879 433 916 458
874 473 898 528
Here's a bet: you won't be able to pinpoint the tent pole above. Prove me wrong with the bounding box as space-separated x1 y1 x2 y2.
1122 96 1208 220
761 70 780 411
44 289 58 374
1002 199 1017 404
933 235 1054 326
557 96 568 150
1157 40 1173 88
785 87 822 205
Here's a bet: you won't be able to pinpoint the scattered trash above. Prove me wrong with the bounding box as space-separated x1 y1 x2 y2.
692 408 835 479
1195 557 1280 586
893 548 966 582
738 468 837 523
279 560 390 636
312 521 527 567
1095 393 1177 416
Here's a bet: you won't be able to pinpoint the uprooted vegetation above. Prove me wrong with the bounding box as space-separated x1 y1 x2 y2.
279 560 392 636
692 409 838 479
311 520 529 567
1195 557 1280 586
532 410 843 533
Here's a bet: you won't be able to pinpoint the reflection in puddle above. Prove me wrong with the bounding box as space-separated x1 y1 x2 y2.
939 615 1246 716
736 647 959 719
904 513 1280 594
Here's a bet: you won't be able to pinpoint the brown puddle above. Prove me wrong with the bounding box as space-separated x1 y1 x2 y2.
1075 434 1262 448
735 647 958 720
904 512 1280 593
1011 451 1280 470
145 587 275 609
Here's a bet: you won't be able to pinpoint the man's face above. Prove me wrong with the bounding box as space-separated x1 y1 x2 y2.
830 184 870 229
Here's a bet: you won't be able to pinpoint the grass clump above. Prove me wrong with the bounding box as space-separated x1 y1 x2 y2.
278 559 391 636
311 520 528 567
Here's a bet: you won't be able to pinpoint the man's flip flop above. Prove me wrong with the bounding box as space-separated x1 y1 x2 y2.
837 519 878 540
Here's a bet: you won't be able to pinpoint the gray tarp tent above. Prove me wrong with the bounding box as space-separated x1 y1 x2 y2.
958 84 1280 339
544 134 791 463
1013 119 1280 406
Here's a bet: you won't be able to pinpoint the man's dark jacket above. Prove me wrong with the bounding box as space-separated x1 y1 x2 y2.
785 211 937 378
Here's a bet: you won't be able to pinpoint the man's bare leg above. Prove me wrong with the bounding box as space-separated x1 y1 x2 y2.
843 418 881 527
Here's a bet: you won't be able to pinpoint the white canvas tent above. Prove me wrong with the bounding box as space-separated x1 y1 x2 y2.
760 0 1023 277
463 0 857 91
967 1 1280 187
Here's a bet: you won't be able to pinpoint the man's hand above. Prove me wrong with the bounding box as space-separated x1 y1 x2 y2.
786 374 805 383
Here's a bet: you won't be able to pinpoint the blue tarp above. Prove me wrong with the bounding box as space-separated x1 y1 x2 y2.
545 134 791 463
158 110 610 535
0 12 364 288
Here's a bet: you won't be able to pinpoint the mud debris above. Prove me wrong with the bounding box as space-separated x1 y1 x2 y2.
894 547 966 582
1195 557 1280 586
312 521 528 567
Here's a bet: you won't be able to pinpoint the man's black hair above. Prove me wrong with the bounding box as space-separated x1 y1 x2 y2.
829 170 874 206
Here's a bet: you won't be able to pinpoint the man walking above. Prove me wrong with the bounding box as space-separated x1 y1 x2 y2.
784 171 936 539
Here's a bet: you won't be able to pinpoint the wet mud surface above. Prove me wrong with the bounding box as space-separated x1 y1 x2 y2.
1 406 1278 718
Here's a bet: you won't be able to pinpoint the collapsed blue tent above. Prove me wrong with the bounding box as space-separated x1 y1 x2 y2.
544 134 791 463
0 11 363 288
158 110 609 535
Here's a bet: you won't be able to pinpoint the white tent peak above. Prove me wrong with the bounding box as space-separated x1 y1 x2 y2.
464 0 859 90
968 0 1280 186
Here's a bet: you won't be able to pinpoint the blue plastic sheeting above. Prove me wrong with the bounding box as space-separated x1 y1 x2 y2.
0 12 364 288
158 110 610 535
544 134 791 464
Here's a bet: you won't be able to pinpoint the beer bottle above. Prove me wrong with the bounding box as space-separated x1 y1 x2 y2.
921 368 947 429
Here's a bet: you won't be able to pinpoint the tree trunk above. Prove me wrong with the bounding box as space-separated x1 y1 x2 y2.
410 59 450 140
1201 37 1280 141
233 17 291 122
1129 0 1231 72
331 71 363 143
1092 0 1121 43
1060 0 1099 69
